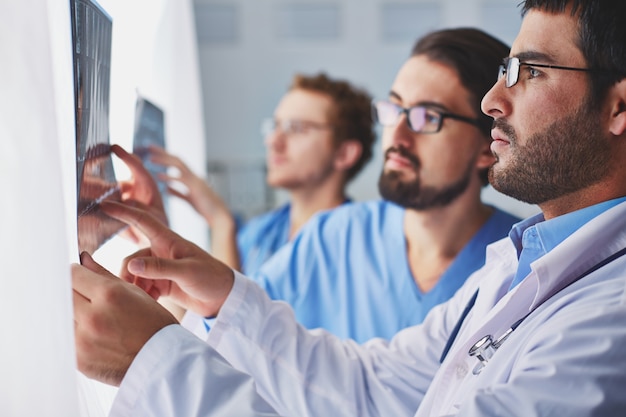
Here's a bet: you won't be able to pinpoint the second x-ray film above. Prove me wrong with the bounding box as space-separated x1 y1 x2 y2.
133 96 169 210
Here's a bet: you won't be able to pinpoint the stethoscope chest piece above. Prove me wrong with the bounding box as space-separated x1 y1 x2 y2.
468 335 495 375
468 328 514 375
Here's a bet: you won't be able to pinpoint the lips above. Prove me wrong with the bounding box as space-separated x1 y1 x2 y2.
386 152 414 169
267 151 287 165
491 131 510 144
490 129 511 155
490 119 516 144
384 147 419 171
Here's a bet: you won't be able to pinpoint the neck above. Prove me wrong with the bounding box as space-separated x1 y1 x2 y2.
403 184 492 292
539 181 626 220
288 181 347 239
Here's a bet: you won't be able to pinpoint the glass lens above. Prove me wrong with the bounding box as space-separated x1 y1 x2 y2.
374 101 401 125
285 120 307 135
407 106 427 132
506 58 519 88
260 118 275 136
498 65 506 82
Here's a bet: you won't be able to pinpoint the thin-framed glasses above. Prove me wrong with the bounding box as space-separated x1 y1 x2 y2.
372 100 481 134
260 118 333 137
498 56 598 88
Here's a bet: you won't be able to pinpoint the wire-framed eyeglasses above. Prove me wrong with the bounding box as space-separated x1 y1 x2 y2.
371 100 481 134
260 118 334 137
498 56 600 88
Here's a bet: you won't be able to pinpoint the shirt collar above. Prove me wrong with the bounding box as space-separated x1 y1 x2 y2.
509 196 626 257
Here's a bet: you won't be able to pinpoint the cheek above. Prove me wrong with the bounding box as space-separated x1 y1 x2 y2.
421 152 458 180
285 140 335 168
426 141 481 178
514 88 578 139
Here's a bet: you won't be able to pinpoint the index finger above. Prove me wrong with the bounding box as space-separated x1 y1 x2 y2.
111 145 157 189
111 144 154 182
100 200 180 247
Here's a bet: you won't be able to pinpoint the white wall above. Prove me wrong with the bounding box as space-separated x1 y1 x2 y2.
193 0 539 219
1 1 79 416
99 0 209 254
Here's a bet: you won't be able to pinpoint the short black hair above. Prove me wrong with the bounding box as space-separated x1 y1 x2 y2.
521 0 626 106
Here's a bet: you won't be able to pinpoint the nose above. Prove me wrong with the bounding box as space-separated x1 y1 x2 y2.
481 77 510 120
264 129 286 149
384 112 415 149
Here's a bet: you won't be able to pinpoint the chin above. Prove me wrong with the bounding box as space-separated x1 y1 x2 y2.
266 175 290 188
266 177 280 187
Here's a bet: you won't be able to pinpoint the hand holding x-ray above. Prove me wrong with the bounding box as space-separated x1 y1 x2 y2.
111 144 169 246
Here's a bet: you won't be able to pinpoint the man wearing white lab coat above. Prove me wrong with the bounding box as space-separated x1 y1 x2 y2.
72 1 626 416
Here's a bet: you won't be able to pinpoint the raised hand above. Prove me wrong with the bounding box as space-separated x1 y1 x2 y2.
111 144 169 245
148 145 232 226
148 145 241 269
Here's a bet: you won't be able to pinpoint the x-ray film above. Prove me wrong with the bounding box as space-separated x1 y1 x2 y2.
71 0 125 254
133 96 169 210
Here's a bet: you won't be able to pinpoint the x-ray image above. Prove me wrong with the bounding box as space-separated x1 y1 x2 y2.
133 96 169 212
71 0 124 254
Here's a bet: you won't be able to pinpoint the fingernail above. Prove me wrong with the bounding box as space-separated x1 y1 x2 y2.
128 259 145 273
79 251 91 264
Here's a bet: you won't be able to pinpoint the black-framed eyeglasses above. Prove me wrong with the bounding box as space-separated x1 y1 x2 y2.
498 56 599 88
260 118 333 137
372 100 481 134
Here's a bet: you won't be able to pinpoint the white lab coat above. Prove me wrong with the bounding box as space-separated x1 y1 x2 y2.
110 202 626 416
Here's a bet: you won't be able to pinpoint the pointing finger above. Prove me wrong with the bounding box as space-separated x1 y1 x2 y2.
100 201 176 246
111 144 145 175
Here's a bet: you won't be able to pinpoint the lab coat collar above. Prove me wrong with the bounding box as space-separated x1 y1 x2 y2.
526 200 626 311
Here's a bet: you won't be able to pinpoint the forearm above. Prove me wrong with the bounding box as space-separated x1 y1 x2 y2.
207 273 429 417
111 325 282 417
209 213 241 270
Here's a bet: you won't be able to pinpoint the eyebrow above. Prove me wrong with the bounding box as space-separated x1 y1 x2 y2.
512 51 559 64
388 91 451 112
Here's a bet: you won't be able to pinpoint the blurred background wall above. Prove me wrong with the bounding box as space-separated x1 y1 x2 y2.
192 0 538 220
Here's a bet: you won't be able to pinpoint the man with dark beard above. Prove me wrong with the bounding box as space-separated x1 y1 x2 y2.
184 28 521 344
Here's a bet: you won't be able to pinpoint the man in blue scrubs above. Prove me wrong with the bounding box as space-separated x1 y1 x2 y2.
231 29 521 342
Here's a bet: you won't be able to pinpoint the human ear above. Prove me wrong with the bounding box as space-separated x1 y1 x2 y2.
334 139 363 172
608 79 626 136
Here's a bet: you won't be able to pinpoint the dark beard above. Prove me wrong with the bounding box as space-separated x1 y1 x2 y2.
378 147 472 210
488 98 611 205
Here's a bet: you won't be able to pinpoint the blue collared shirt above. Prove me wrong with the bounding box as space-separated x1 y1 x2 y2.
508 196 626 290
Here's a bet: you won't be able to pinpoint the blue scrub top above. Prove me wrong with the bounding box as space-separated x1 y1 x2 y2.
237 200 351 275
252 200 521 342
237 204 292 276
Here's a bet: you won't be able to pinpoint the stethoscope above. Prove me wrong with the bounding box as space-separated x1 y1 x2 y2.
467 319 519 375
439 246 626 374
